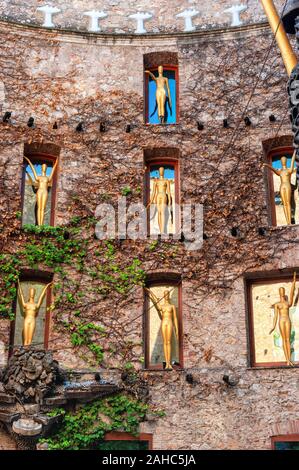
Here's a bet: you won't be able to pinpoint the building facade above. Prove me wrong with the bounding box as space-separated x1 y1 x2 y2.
0 0 298 450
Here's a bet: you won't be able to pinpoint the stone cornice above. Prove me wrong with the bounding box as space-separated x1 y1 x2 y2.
0 19 272 45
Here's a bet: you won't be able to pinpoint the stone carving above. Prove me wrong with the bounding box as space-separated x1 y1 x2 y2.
36 5 61 28
12 418 42 436
2 348 60 403
0 348 120 449
224 5 247 27
83 10 107 32
0 3 255 34
176 9 199 32
128 12 153 34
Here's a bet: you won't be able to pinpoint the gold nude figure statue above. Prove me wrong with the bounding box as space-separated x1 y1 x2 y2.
17 280 52 346
149 167 172 234
263 151 296 225
145 65 172 123
269 272 297 366
145 287 179 370
24 156 58 226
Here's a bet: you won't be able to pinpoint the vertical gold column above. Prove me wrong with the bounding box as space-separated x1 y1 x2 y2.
261 0 297 76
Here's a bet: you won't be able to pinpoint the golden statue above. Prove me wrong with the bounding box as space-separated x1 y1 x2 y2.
145 287 179 370
263 151 296 225
24 156 58 226
149 167 173 234
17 280 52 346
145 66 172 124
269 272 297 366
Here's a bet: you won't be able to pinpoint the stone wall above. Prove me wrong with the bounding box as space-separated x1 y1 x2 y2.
0 16 299 450
0 0 286 33
0 428 16 450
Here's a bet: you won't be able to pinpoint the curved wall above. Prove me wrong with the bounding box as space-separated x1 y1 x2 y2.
0 0 299 452
0 0 286 34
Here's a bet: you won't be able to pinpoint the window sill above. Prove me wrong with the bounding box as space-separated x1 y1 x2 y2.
144 122 179 126
142 368 184 372
247 365 299 371
270 223 299 230
144 123 180 131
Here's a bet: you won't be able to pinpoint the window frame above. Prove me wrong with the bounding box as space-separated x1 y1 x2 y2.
144 279 183 370
21 152 58 227
265 146 295 227
246 273 299 368
103 432 153 449
271 434 299 449
10 271 53 353
144 65 179 125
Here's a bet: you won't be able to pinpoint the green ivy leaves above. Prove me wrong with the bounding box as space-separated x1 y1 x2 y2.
40 394 149 450
0 226 145 366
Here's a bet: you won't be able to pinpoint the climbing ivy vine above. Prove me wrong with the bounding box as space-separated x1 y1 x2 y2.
0 222 146 366
0 221 164 449
40 393 149 450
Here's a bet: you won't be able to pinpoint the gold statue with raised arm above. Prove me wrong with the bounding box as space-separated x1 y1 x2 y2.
24 156 58 226
145 287 179 370
145 66 172 124
269 272 297 366
149 167 172 234
17 280 52 346
263 151 296 225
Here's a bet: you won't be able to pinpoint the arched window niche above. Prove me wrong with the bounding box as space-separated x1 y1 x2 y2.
10 270 53 351
21 142 60 227
144 148 180 236
144 51 179 125
144 272 183 370
263 136 298 227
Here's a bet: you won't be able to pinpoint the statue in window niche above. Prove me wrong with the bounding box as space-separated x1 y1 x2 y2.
149 167 173 234
17 280 52 346
145 66 172 124
24 156 58 226
145 287 179 370
263 151 296 225
269 272 297 366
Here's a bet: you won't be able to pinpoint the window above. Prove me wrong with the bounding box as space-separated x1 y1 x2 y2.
11 272 53 350
272 435 299 450
246 273 299 368
21 142 60 226
144 52 179 125
144 148 180 236
144 275 183 370
264 143 298 227
98 432 152 450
